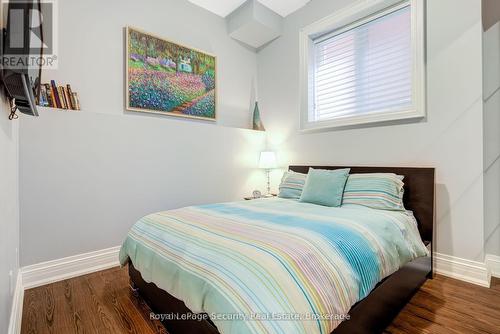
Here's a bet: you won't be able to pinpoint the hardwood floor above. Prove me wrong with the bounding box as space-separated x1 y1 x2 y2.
384 275 500 334
21 266 166 334
21 266 500 334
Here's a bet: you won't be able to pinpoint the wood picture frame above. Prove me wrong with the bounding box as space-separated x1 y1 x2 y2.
125 26 217 121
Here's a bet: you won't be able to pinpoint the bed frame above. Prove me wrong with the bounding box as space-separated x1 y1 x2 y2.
128 165 435 334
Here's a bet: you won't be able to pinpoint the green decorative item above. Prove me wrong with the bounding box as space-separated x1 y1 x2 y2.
252 102 265 131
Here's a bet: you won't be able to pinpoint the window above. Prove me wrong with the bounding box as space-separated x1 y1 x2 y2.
300 0 425 130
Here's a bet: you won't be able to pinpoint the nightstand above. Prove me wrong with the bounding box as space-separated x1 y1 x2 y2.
244 194 277 200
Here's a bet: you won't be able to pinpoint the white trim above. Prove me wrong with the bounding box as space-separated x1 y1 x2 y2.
313 1 410 43
486 254 500 278
434 252 491 288
5 247 498 333
7 270 24 334
299 0 426 131
21 246 120 289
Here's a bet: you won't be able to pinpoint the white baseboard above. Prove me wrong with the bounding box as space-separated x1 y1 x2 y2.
15 248 500 292
434 252 490 287
4 247 499 334
8 246 499 334
21 246 121 289
7 270 24 334
486 254 500 278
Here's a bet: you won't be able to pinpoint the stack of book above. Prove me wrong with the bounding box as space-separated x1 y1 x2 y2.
38 80 81 110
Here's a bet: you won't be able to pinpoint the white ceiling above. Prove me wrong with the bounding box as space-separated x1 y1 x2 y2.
188 0 311 18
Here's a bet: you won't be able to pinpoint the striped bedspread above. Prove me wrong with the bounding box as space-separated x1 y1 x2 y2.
119 198 428 334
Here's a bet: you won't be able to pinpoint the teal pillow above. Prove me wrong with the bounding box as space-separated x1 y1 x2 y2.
299 168 350 207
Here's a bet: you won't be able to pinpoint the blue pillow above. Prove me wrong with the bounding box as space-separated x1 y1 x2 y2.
299 168 350 207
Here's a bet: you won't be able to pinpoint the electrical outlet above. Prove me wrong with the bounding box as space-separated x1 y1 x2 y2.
9 270 14 296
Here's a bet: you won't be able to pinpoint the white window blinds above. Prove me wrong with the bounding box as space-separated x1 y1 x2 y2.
312 5 412 122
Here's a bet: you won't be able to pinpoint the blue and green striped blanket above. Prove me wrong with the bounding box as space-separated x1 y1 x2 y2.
119 198 428 334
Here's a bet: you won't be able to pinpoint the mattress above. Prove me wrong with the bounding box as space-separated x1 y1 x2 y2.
119 198 428 334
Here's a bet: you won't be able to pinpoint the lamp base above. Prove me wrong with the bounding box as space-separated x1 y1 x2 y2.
265 169 271 196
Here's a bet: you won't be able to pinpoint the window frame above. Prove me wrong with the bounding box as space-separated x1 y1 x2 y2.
299 0 425 131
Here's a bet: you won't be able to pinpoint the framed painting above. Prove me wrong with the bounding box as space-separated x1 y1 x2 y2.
126 27 216 121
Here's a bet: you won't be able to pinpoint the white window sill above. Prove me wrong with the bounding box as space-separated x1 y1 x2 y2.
300 108 425 132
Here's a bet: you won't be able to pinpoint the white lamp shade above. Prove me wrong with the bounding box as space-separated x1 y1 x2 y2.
259 151 277 169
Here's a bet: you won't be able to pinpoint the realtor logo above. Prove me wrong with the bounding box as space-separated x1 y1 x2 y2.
2 0 58 69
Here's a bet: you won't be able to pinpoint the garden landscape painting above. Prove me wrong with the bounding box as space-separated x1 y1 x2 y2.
126 27 216 120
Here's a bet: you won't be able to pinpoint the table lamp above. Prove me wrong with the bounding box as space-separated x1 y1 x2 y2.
259 151 277 196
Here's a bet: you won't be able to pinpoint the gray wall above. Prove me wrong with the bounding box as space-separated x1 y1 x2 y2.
0 97 19 331
19 0 266 266
483 0 500 256
18 0 494 267
43 0 258 129
257 0 485 261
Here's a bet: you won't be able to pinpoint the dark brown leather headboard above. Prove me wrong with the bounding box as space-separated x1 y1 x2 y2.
289 166 435 244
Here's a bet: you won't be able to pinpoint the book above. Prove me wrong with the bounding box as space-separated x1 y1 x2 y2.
50 80 61 108
63 86 72 110
62 86 69 109
58 86 68 109
51 85 59 107
39 85 48 106
72 92 80 110
43 86 49 106
44 84 50 107
70 93 77 110
66 84 75 110
45 83 55 107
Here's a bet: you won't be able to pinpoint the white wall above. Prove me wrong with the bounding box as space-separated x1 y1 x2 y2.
18 0 491 267
45 0 258 129
483 15 500 256
0 98 19 331
19 0 266 266
20 111 265 266
257 0 485 261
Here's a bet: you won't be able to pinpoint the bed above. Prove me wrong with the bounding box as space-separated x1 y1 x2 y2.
120 166 435 334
